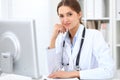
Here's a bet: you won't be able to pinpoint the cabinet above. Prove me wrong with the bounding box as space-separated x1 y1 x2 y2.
79 0 112 48
113 0 120 75
116 0 120 18
79 0 120 76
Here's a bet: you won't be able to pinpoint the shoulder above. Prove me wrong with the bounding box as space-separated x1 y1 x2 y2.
86 29 102 37
86 28 101 34
85 29 106 44
86 29 107 46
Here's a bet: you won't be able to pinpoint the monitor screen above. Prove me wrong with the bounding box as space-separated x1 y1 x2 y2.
0 20 41 79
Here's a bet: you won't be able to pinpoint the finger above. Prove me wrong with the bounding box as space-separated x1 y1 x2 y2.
48 73 57 78
48 73 55 77
59 27 66 33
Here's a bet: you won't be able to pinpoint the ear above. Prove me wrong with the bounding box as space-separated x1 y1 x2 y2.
78 11 82 19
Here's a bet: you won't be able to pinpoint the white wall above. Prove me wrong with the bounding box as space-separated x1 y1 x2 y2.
0 0 12 19
49 0 60 34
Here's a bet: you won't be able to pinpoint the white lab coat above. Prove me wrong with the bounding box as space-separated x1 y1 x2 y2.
46 25 114 79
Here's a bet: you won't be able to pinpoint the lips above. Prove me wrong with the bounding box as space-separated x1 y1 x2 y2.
64 23 71 27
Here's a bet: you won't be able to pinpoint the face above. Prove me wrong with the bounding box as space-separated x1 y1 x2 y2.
58 6 81 30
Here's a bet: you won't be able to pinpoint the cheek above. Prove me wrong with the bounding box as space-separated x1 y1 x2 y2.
72 18 79 25
72 15 79 21
75 17 80 22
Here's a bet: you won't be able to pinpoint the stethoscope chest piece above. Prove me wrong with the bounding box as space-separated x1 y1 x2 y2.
74 65 80 71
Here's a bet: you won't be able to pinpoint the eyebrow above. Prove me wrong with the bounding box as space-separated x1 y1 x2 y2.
59 11 73 15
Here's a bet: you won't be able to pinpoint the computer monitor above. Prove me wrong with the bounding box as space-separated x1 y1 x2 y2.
0 20 42 79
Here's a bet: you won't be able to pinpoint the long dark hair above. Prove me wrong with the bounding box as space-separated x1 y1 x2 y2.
57 0 82 24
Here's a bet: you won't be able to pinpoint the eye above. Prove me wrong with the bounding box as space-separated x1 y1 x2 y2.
59 14 64 18
67 12 72 17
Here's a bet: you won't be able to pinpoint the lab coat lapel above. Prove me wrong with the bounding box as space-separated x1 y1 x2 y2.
71 25 84 62
64 36 71 59
65 38 75 71
71 36 81 61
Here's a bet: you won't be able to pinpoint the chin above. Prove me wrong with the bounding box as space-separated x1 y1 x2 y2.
65 26 72 30
68 27 73 30
65 27 69 30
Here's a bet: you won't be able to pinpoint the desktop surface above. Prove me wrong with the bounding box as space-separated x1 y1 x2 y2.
0 74 79 80
0 74 120 80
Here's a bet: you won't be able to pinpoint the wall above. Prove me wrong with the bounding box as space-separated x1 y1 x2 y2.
49 0 60 34
0 0 12 19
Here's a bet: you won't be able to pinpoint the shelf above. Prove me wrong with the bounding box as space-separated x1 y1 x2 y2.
116 18 120 21
86 18 110 21
116 21 120 44
80 0 120 72
116 21 120 69
116 47 120 69
116 44 120 47
116 0 120 19
82 0 110 18
82 18 110 21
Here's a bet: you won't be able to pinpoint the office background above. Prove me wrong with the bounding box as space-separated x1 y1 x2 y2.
0 0 120 80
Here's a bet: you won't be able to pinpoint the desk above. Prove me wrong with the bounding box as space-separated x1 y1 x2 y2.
0 73 78 80
0 74 31 80
0 73 120 80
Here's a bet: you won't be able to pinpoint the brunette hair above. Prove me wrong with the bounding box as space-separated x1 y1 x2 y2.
57 0 82 24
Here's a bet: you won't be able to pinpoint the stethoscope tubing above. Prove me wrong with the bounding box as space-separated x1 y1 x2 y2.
61 27 86 71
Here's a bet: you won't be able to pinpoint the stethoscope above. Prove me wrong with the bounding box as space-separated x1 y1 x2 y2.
62 27 86 71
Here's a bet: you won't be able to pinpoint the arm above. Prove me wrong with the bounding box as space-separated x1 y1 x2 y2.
49 24 66 49
47 24 66 74
48 71 80 79
80 30 115 79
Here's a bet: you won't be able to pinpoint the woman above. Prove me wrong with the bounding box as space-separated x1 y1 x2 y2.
46 0 114 79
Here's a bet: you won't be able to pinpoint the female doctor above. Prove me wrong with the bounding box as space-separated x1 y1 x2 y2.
47 0 114 79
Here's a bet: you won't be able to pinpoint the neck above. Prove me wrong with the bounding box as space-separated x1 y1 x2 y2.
69 23 80 41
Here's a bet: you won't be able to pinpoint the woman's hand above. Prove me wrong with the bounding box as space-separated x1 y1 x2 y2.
49 24 66 49
48 70 80 79
52 24 66 39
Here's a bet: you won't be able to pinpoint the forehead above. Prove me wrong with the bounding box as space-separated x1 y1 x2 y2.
58 6 75 14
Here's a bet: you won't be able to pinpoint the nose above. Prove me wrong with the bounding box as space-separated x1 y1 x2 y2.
62 16 69 23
